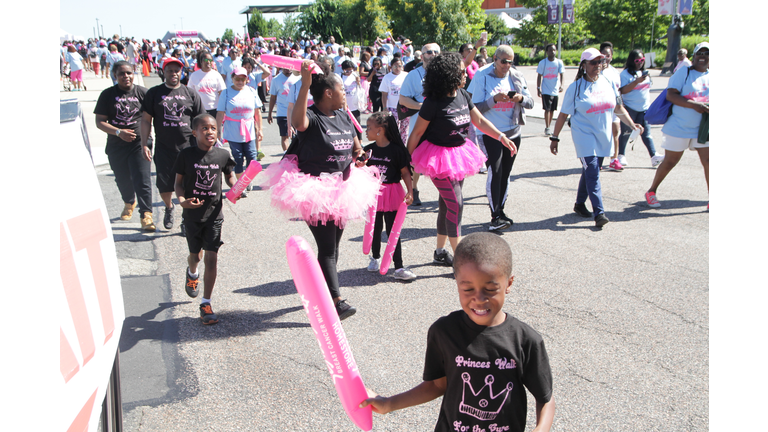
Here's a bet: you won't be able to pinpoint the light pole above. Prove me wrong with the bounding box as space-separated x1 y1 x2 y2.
180 17 184 30
96 18 100 38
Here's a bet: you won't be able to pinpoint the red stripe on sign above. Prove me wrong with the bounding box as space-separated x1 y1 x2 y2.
66 389 98 432
67 209 115 343
60 328 80 383
60 224 95 365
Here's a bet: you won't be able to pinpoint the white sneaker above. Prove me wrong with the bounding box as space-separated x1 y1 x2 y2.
545 127 552 135
367 256 381 272
651 154 664 168
618 154 628 166
393 267 417 281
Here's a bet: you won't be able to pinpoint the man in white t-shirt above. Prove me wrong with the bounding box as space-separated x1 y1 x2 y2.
536 43 565 135
188 52 226 117
220 47 241 88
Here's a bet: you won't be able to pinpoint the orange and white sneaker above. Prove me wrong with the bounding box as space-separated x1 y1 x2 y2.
645 191 661 208
200 302 219 325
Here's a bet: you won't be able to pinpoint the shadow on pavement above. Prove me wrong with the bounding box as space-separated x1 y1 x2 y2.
120 301 192 351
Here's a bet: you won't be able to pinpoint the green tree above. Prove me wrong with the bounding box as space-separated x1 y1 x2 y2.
383 0 486 49
298 0 347 41
247 10 269 37
484 12 511 45
512 0 593 50
581 0 670 51
222 28 234 42
345 0 389 46
683 0 708 36
280 12 302 41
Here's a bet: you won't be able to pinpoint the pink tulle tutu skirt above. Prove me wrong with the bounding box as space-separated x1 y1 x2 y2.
377 182 405 212
411 139 487 181
259 155 382 227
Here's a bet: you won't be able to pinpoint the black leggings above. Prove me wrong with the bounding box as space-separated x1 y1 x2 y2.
107 143 153 215
371 211 403 269
484 135 521 218
307 221 344 299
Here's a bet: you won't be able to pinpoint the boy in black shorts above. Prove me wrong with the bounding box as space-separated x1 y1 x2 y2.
173 114 237 325
361 232 556 432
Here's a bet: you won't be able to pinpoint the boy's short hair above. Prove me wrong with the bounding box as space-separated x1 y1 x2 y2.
192 113 216 130
453 233 513 277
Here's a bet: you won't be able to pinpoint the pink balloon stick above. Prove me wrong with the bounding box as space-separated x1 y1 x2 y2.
362 206 376 255
285 236 373 431
379 201 408 275
261 54 323 74
225 160 262 204
347 107 364 134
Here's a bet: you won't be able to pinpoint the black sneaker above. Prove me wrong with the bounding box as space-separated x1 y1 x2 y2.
180 219 186 237
185 267 199 298
163 206 174 229
489 217 511 231
595 213 610 228
199 302 219 325
433 249 453 266
412 189 421 206
335 299 357 320
499 211 514 225
573 203 592 218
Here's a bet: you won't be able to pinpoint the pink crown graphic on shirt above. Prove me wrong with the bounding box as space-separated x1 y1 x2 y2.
162 101 186 121
195 170 216 190
115 103 139 122
458 373 513 421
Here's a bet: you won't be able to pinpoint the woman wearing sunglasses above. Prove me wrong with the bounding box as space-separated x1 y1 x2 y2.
549 48 643 228
617 49 664 168
645 42 709 209
188 51 226 118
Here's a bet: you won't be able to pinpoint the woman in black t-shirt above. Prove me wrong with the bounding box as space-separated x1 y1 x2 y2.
260 60 381 320
407 53 517 265
367 57 385 113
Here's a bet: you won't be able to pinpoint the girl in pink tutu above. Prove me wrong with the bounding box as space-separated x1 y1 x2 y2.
260 60 381 320
407 52 517 265
364 111 416 281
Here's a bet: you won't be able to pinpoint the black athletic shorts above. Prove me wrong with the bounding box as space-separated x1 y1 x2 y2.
542 94 559 112
153 146 181 193
277 116 288 137
185 218 224 253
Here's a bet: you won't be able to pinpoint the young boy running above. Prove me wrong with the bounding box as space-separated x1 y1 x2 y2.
173 114 237 324
361 232 556 432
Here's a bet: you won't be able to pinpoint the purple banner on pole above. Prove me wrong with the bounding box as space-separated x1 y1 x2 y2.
563 0 575 23
678 0 694 15
547 0 559 24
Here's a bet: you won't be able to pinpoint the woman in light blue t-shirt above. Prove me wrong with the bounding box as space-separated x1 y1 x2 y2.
548 48 643 228
618 49 663 168
644 42 709 209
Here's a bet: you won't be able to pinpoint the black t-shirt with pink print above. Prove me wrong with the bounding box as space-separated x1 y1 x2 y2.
418 88 476 148
296 105 357 177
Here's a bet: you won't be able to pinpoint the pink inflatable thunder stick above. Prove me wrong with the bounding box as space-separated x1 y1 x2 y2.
285 236 373 431
225 160 262 204
261 54 324 74
362 206 376 255
379 201 408 275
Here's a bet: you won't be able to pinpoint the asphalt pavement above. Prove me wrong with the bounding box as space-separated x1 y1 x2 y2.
70 67 707 431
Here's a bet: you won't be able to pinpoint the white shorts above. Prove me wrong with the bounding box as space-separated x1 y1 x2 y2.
661 133 709 152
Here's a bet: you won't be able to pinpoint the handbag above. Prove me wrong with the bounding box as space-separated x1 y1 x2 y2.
396 102 419 121
646 67 692 125
697 111 709 144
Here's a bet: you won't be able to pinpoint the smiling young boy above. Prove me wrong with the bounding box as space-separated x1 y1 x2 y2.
361 233 555 432
173 113 237 324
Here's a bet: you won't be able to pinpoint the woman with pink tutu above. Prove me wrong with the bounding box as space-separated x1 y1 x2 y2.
407 53 517 265
260 60 381 320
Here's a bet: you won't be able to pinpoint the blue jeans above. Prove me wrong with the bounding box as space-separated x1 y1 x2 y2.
229 140 257 174
619 106 656 157
576 156 605 217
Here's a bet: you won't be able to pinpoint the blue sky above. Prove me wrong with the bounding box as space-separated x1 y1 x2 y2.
60 0 312 41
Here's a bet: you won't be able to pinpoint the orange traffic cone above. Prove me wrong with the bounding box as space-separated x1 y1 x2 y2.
142 59 150 77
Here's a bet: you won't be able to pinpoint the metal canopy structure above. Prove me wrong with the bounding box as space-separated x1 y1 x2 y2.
239 3 311 14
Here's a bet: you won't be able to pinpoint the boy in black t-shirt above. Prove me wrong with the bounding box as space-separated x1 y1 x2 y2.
173 114 237 325
361 233 556 432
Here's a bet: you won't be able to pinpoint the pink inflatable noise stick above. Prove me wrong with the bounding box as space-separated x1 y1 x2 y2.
380 201 408 275
225 160 262 204
347 107 364 134
261 54 324 74
285 236 373 431
362 206 376 255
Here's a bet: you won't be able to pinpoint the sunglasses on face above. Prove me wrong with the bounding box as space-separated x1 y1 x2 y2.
202 58 213 63
695 50 709 56
634 57 646 63
343 69 354 74
588 59 603 66
497 58 513 65
424 50 440 55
